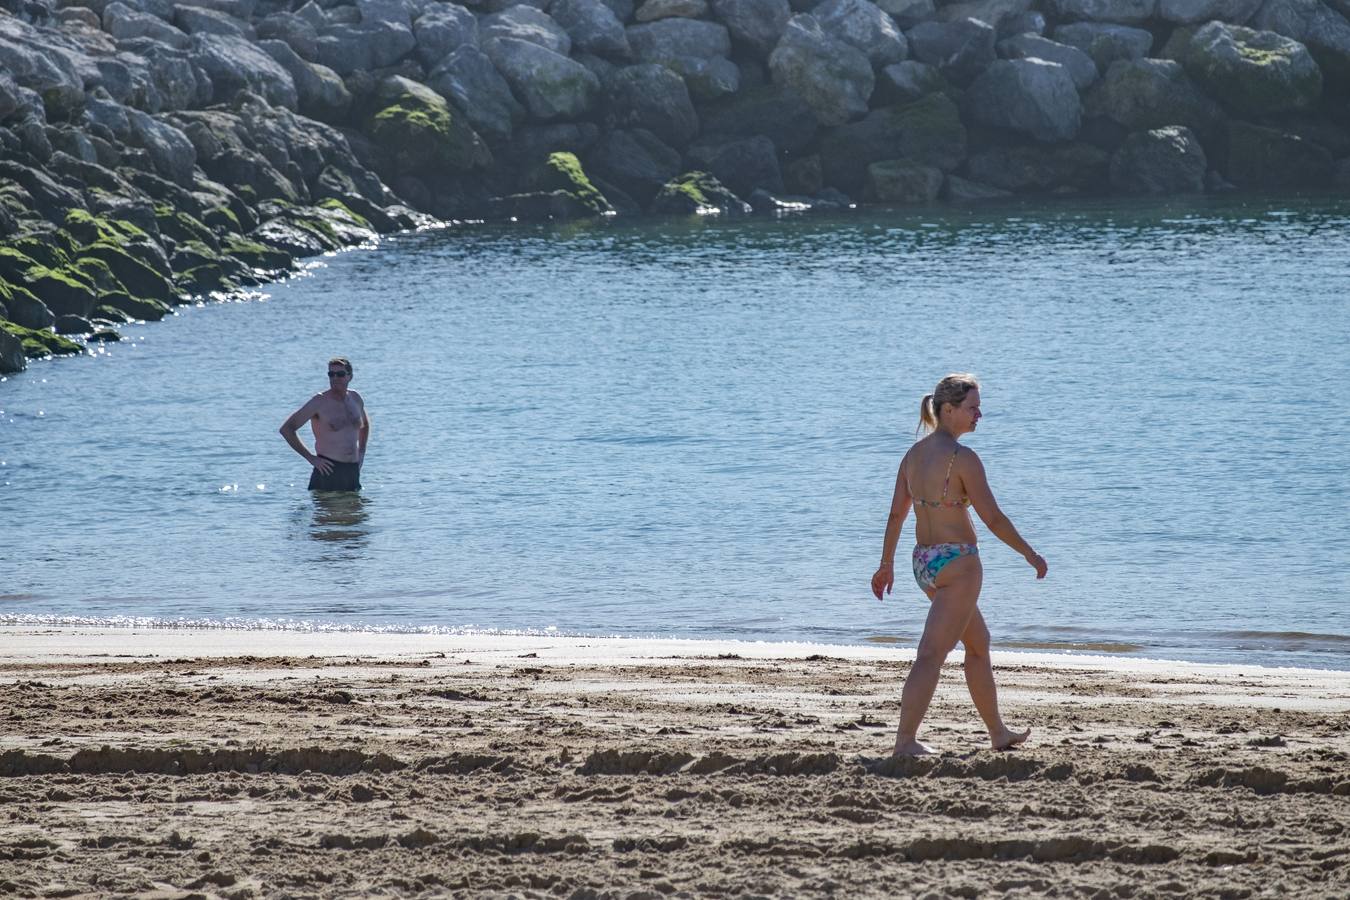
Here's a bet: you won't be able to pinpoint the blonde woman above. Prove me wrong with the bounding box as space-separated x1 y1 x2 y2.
871 374 1047 756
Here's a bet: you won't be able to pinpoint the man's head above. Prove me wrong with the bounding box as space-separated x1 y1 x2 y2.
327 357 353 386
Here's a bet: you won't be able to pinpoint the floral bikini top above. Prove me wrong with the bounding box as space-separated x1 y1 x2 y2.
911 447 971 509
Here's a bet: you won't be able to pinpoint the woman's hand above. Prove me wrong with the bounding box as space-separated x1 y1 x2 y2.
871 563 894 600
1025 552 1048 580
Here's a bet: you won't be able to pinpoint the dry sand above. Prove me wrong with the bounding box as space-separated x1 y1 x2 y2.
2 626 1348 899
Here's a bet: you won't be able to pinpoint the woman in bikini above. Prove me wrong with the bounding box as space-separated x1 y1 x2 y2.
871 373 1047 756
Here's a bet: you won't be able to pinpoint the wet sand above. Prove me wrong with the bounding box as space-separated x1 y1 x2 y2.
2 626 1348 899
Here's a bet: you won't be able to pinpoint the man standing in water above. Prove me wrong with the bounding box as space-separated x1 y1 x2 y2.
280 357 370 491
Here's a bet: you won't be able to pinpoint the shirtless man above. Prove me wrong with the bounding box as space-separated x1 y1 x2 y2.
280 357 370 491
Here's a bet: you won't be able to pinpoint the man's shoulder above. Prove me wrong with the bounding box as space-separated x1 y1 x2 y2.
348 389 365 404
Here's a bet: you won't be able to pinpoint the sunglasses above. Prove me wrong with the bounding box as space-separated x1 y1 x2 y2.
327 371 350 378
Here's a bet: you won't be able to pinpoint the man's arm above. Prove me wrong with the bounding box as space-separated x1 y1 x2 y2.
279 397 333 475
358 408 370 466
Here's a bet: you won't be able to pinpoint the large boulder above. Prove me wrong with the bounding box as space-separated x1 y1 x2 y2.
1109 125 1207 193
964 142 1109 191
192 34 299 109
819 91 966 192
876 60 947 103
935 0 1032 30
672 55 741 101
481 5 571 55
698 84 818 154
0 280 54 330
1083 58 1223 144
604 64 699 147
1045 0 1156 24
814 0 909 68
635 0 707 22
997 34 1098 89
880 0 935 28
650 171 751 215
1251 0 1350 84
906 18 997 86
257 13 319 61
967 58 1082 142
428 46 525 142
365 76 492 174
0 325 25 374
1157 0 1261 23
259 40 351 123
550 0 630 60
314 22 418 75
103 3 191 49
1052 22 1152 70
174 6 255 39
1176 21 1321 116
710 0 791 59
768 14 874 126
1223 120 1333 187
584 127 682 203
125 109 197 185
484 37 601 121
864 160 943 202
685 134 783 195
412 3 479 69
627 18 732 61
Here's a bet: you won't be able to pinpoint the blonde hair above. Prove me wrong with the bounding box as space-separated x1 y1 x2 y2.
918 373 980 435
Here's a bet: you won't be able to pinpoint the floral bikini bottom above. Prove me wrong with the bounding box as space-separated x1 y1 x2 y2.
912 543 979 592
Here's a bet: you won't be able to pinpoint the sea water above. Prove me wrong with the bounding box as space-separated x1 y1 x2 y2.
2 195 1348 669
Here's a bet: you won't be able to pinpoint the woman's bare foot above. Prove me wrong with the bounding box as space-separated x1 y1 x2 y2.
991 727 1031 751
892 738 937 756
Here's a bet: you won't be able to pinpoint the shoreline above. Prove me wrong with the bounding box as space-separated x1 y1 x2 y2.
5 625 1349 896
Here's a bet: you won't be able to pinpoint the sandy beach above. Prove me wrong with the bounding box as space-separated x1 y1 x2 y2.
2 626 1348 899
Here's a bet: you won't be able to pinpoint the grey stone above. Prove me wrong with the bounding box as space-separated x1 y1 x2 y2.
865 160 942 202
999 11 1046 37
907 17 997 85
1083 58 1222 140
259 39 352 123
1252 0 1350 83
481 5 571 55
634 0 707 20
428 46 525 142
104 2 191 48
627 18 733 61
768 14 874 126
1108 125 1206 193
258 13 320 60
710 0 791 58
604 63 698 147
672 55 741 100
877 60 946 103
686 134 783 195
1046 0 1156 24
1178 20 1322 116
967 58 1081 142
314 22 417 74
877 0 932 28
412 4 478 69
584 127 682 203
551 0 630 59
177 0 255 19
0 328 25 375
818 91 966 192
815 0 908 67
2 284 55 330
193 34 299 109
1052 22 1153 70
125 108 196 185
1224 120 1333 187
484 37 601 120
174 5 255 39
935 0 1031 29
944 173 1012 200
1157 0 1261 24
998 33 1098 89
698 84 817 154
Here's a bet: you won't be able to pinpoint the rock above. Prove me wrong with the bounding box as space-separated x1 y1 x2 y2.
260 40 352 123
174 5 255 39
177 0 255 19
599 0 636 20
876 60 947 103
685 134 783 195
814 0 909 67
878 0 933 28
944 173 1012 199
935 0 1032 30
964 141 1109 191
24 267 99 319
710 0 791 59
0 326 24 374
1334 157 1350 190
258 13 319 61
504 121 601 167
428 46 525 143
483 37 601 121
0 279 53 330
584 127 682 203
103 3 191 48
1177 21 1322 117
906 18 997 86
674 55 741 101
635 0 707 21
0 320 82 360
627 18 733 62
412 3 478 69
698 84 817 154
1000 11 1047 36
366 76 491 174
314 22 417 75
1052 22 1152 70
767 14 874 126
605 64 699 147
819 91 966 193
783 153 822 193
551 0 630 60
55 314 93 335
193 34 299 109
865 160 943 202
1045 0 1156 24
1109 125 1206 193
1083 58 1222 142
968 58 1082 142
481 5 571 55
1223 120 1333 187
1251 0 1350 84
997 33 1098 89
650 171 751 214
521 150 614 214
1157 0 1261 24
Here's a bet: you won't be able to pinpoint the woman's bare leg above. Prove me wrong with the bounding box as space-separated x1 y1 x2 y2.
960 609 1030 750
893 558 982 756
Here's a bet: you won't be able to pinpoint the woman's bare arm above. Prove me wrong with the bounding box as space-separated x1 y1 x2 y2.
960 450 1047 579
872 456 914 599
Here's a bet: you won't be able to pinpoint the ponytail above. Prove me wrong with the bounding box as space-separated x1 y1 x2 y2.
917 373 980 437
917 394 937 435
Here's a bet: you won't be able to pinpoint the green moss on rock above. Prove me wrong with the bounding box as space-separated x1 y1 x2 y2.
528 153 614 217
0 319 83 358
221 236 292 271
9 236 70 270
316 198 372 230
0 247 40 284
62 209 149 247
651 172 750 216
202 205 242 235
155 206 220 251
77 242 175 302
97 290 171 321
368 91 492 174
22 265 99 318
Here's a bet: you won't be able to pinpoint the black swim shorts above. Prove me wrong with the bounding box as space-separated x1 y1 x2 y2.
308 456 362 492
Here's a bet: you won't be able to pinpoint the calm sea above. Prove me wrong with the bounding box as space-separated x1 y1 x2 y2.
2 196 1348 669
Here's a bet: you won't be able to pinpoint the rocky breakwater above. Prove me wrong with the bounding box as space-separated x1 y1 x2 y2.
3 0 1350 373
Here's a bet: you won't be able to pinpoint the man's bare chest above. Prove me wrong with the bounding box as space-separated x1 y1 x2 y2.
315 396 362 431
